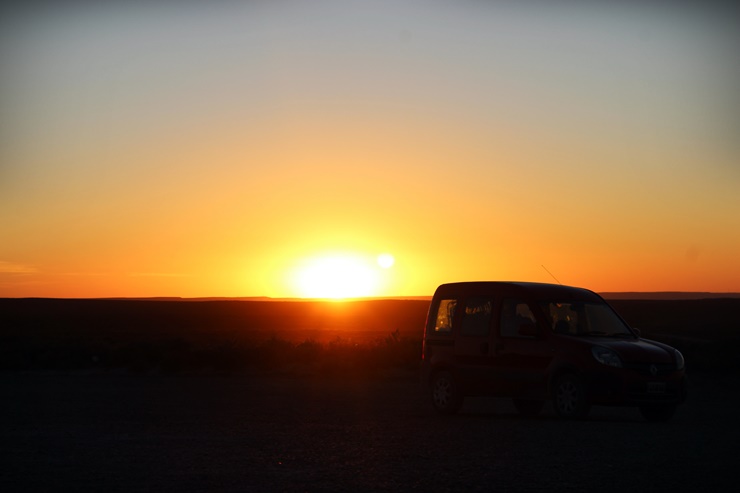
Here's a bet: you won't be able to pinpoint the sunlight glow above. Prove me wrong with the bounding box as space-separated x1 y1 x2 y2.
377 254 395 269
293 255 380 299
2 3 738 298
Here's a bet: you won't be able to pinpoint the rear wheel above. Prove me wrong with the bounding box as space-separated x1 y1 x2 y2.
430 371 463 415
640 404 676 422
513 399 545 417
553 374 590 419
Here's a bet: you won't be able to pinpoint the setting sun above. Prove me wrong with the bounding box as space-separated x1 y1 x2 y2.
293 254 380 299
377 254 395 269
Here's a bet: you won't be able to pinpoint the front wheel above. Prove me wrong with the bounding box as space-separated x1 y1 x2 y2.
640 404 677 422
553 374 591 419
430 371 463 415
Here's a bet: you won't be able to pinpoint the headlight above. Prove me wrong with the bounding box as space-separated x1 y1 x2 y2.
674 349 685 370
591 346 623 368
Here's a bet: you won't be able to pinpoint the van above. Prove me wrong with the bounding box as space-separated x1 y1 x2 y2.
421 282 687 421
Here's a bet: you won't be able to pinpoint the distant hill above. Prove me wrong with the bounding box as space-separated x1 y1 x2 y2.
100 294 738 302
7 293 740 302
94 296 434 302
98 296 277 302
600 292 740 300
8 293 740 302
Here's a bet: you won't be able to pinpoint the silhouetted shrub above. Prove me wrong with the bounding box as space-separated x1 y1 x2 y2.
375 328 422 370
294 339 323 363
256 334 296 370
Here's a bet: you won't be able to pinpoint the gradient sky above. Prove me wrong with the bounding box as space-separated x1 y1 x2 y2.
2 1 739 298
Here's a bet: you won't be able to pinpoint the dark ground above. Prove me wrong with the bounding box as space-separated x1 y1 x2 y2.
2 298 739 491
2 369 738 492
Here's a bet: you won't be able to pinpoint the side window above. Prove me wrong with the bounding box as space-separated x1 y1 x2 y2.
460 298 493 336
541 302 630 336
543 302 580 334
500 299 537 338
433 299 457 333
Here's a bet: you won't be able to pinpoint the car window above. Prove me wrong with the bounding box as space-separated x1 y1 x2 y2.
460 298 493 336
543 302 580 334
540 301 632 336
500 299 537 338
433 299 457 333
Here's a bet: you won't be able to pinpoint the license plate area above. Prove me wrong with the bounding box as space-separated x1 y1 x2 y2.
647 382 667 394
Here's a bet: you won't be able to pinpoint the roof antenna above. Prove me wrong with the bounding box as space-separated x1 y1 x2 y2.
541 265 562 285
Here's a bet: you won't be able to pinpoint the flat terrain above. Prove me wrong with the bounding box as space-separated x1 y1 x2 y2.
2 370 738 492
2 298 739 491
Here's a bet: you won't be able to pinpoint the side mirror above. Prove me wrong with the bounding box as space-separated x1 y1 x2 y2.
632 327 641 338
518 321 538 337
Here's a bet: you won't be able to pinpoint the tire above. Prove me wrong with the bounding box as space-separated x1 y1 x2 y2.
430 371 463 415
553 374 591 419
513 399 545 417
639 404 676 422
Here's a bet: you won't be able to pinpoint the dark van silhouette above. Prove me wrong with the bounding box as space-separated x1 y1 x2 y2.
421 282 687 421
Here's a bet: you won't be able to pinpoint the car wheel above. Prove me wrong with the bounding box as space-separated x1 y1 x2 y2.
639 404 676 422
553 374 590 419
513 399 545 417
430 371 463 415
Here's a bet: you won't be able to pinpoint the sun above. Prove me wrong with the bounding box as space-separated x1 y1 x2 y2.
377 253 395 269
293 254 380 299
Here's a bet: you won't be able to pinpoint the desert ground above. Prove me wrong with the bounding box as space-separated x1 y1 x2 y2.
2 298 739 491
2 369 739 492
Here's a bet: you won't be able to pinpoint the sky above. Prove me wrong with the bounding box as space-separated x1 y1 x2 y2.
1 0 739 298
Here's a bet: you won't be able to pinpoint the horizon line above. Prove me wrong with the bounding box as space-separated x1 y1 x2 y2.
3 291 740 301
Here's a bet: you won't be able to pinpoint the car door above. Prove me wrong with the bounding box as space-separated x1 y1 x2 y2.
453 296 500 393
491 297 554 398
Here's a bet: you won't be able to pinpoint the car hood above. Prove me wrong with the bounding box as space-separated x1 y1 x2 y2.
594 338 675 364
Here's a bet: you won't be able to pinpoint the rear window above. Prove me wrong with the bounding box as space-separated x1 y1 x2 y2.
432 299 457 333
460 298 493 336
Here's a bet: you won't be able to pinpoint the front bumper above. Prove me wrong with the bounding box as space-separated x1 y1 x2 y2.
583 368 687 406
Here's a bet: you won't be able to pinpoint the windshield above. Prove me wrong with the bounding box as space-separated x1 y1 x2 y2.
539 301 633 337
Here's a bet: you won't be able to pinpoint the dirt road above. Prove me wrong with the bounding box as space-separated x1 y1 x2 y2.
2 371 737 492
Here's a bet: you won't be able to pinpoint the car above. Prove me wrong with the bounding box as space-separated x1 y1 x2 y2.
421 281 687 421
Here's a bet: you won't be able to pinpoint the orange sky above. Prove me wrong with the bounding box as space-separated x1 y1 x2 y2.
1 1 739 298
